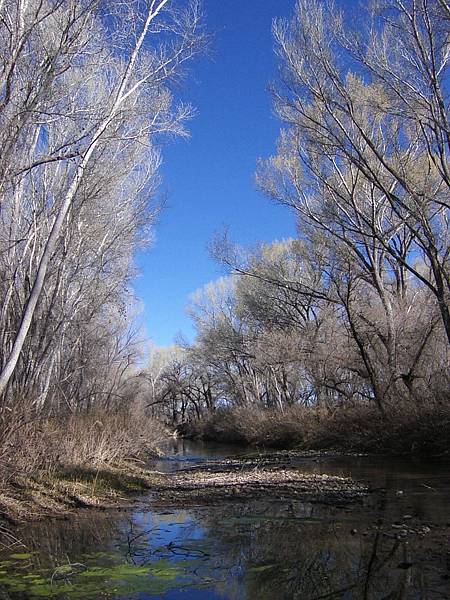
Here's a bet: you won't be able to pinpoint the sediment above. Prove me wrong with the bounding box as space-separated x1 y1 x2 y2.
153 455 369 505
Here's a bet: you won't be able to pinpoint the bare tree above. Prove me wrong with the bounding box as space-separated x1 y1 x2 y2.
262 0 449 343
0 0 206 402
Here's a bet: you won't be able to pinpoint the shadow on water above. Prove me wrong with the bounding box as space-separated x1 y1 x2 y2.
1 441 449 599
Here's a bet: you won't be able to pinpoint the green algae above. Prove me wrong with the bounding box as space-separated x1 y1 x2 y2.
0 557 190 598
9 552 36 560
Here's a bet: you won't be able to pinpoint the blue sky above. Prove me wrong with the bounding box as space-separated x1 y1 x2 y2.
133 0 300 347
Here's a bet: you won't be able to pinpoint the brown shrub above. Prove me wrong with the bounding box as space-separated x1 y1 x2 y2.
181 401 450 455
305 403 450 454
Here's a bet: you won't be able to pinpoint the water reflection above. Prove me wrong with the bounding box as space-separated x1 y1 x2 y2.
1 446 449 599
194 499 447 600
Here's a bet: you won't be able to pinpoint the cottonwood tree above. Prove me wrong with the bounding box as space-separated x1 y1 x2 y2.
153 230 447 423
213 223 446 414
0 0 206 404
246 0 448 413
142 344 216 423
206 240 447 416
188 277 264 407
262 0 449 344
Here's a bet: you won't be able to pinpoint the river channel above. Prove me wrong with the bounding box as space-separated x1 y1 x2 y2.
1 440 449 599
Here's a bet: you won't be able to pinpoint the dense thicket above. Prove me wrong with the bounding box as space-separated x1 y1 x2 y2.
147 0 449 451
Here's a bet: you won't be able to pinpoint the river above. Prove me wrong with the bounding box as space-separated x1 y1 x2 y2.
0 440 449 599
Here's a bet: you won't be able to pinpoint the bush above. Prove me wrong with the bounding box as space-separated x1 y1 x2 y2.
303 403 450 454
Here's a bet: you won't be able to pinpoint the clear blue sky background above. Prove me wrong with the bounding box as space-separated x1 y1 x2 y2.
133 0 302 347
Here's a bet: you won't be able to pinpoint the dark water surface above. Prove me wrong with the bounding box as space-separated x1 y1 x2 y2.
1 440 449 599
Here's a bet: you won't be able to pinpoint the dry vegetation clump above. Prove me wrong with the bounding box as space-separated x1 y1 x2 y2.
59 412 167 467
0 406 167 521
182 405 307 447
182 401 450 455
304 403 450 455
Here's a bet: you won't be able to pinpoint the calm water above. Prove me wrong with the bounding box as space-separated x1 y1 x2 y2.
1 440 449 599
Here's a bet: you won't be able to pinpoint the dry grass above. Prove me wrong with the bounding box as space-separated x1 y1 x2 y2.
184 405 307 448
305 403 450 454
0 407 168 522
182 401 450 455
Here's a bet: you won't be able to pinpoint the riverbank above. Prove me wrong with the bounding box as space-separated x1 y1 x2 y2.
0 448 369 532
179 403 450 455
0 462 167 526
2 401 449 529
0 411 168 526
